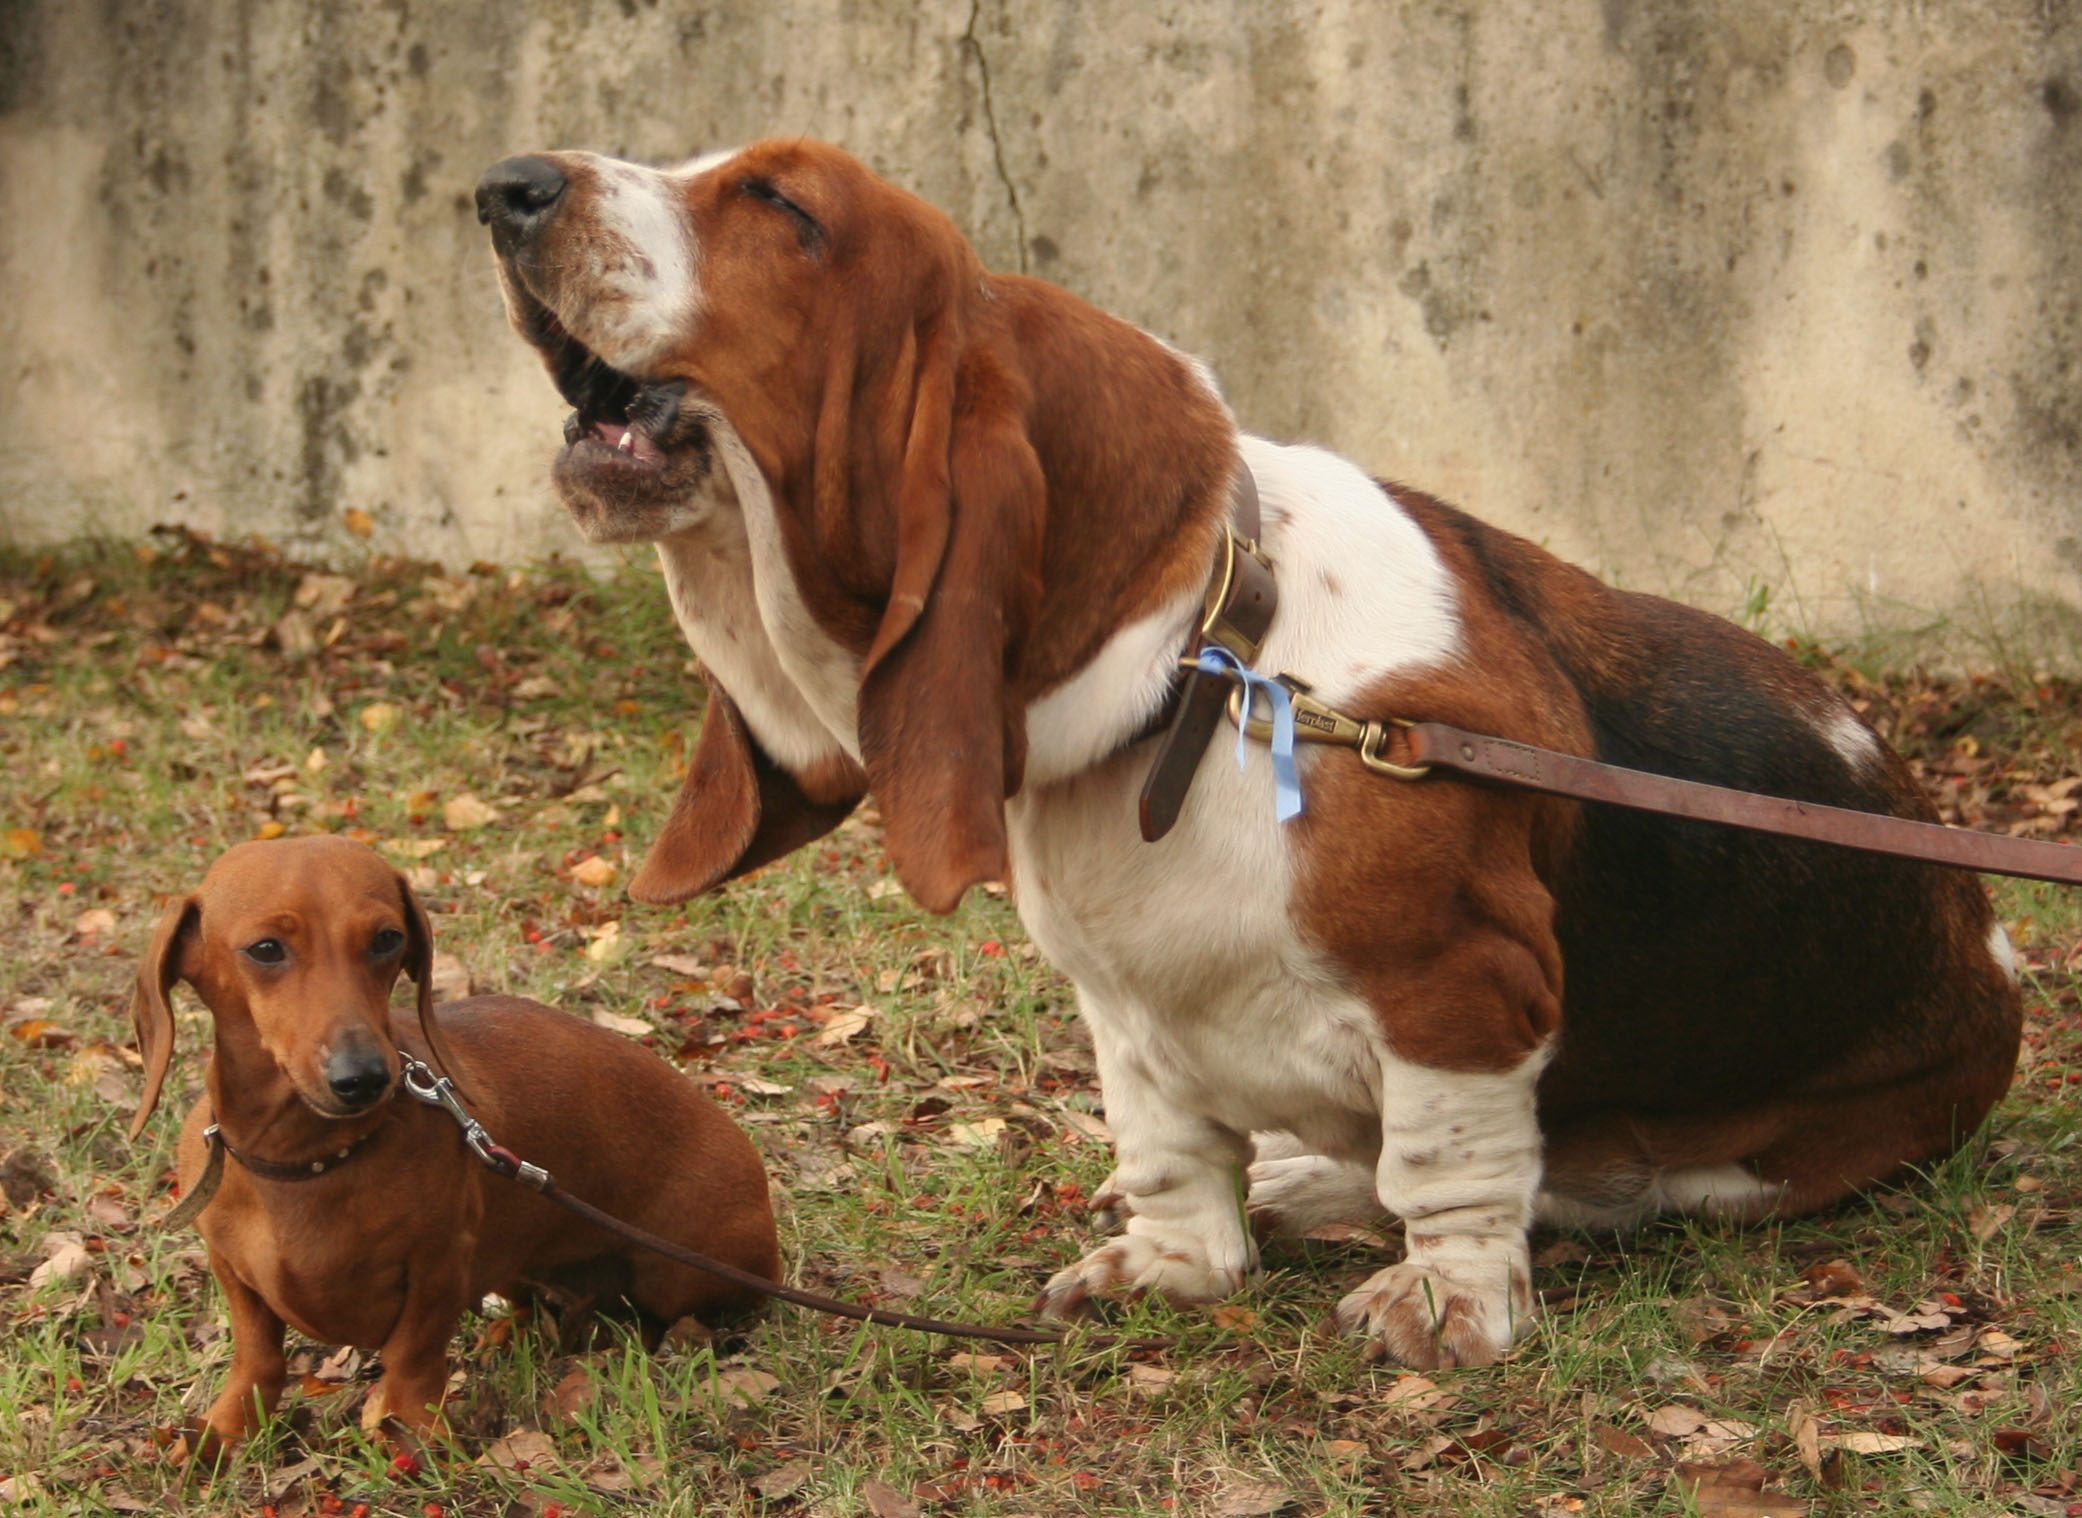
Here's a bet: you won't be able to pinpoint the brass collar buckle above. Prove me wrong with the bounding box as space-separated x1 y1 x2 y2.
1198 525 1275 665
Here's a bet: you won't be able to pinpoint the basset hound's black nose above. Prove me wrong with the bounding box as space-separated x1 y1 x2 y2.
475 156 569 252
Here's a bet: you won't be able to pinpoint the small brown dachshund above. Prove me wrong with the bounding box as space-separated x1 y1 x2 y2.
128 835 779 1450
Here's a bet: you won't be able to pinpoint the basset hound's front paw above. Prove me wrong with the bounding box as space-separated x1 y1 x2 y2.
1333 1254 1533 1369
1034 1229 1248 1319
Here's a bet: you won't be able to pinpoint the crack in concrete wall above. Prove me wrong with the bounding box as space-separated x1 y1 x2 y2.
961 0 1029 276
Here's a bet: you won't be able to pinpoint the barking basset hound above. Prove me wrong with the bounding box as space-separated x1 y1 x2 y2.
476 140 2022 1368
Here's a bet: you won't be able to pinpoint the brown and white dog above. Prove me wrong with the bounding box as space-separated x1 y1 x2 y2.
475 140 2021 1368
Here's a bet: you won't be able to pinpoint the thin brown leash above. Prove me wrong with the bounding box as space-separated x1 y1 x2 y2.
397 1060 1174 1353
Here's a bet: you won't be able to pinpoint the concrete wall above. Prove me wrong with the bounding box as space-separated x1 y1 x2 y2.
4 1 2079 665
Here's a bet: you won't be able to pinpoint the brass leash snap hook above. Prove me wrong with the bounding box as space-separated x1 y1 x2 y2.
1357 719 1431 780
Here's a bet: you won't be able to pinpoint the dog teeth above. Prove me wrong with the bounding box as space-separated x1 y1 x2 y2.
619 429 636 453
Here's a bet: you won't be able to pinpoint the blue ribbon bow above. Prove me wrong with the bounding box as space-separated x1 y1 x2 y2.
1195 646 1303 822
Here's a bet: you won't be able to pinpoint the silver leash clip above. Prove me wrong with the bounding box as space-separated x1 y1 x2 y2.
400 1056 551 1189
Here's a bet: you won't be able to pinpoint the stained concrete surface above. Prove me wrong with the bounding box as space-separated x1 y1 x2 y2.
3 1 2078 663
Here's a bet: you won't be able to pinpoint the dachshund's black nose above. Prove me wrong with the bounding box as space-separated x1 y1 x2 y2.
476 156 569 251
325 1045 392 1109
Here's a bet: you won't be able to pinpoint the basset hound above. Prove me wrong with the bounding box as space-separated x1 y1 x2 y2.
476 140 2022 1368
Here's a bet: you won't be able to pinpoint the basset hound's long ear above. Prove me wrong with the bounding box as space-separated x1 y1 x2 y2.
128 894 199 1141
629 681 867 905
854 316 1045 915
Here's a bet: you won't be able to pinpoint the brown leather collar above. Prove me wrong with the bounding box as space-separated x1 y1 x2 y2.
1137 463 1277 841
162 1114 386 1229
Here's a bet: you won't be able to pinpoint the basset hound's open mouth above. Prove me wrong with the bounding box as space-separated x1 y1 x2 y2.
501 273 721 540
507 284 693 471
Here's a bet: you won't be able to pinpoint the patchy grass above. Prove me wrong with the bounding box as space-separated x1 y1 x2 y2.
2 529 2079 1518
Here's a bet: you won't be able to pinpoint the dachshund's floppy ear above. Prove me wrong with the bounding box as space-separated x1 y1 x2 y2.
629 681 867 905
128 894 199 1142
855 324 1044 915
394 868 467 1096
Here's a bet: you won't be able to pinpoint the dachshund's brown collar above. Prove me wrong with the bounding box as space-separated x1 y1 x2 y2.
163 1117 385 1229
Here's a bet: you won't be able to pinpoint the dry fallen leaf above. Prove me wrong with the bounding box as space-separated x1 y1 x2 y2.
591 1009 652 1038
571 855 618 889
1969 1203 2017 1241
72 908 117 939
428 952 474 1003
295 572 356 617
861 1476 920 1518
1788 1404 1822 1479
1380 1374 1450 1411
381 837 445 859
263 1455 326 1501
648 953 709 977
342 507 376 538
815 1008 875 1047
1061 1110 1114 1144
713 1368 780 1407
978 1390 1028 1415
1214 1480 1296 1517
541 1365 596 1424
29 1234 92 1291
1594 1423 1655 1460
476 1428 559 1472
1400 1434 1456 1471
1976 1327 2022 1360
1819 1431 1921 1455
443 793 500 831
1675 1458 1809 1517
1646 1405 1710 1438
358 701 401 734
273 608 317 658
751 1459 812 1500
583 920 624 963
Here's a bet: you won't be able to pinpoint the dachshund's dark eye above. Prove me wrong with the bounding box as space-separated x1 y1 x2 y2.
243 939 288 966
370 928 407 959
740 177 823 253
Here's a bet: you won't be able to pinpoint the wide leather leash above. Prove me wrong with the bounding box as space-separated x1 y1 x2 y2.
1146 459 2082 887
395 1060 1174 1352
1401 721 2082 886
1205 655 2082 886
